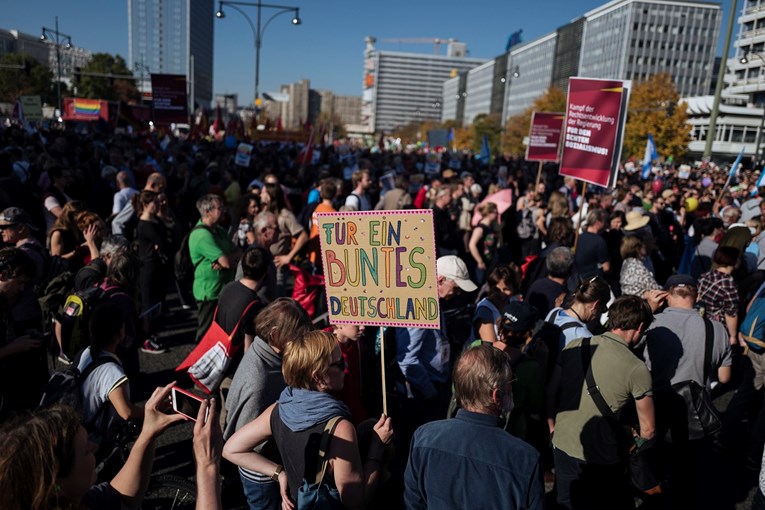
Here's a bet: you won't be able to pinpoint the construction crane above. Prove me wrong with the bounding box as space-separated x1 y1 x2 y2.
381 37 456 54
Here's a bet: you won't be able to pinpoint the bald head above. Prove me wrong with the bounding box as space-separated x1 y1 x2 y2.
145 172 166 193
116 171 131 188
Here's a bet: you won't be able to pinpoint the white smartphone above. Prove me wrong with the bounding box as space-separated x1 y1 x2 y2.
171 386 207 422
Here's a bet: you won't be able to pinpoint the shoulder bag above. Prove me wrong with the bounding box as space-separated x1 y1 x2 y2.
297 416 344 510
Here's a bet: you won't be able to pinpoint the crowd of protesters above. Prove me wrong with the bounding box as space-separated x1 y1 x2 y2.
3 119 765 509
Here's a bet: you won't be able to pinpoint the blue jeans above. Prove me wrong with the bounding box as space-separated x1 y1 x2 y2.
240 474 281 510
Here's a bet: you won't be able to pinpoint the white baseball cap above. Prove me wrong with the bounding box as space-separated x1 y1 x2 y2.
436 255 478 293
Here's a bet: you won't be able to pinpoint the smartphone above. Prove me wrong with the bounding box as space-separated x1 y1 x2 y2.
171 386 207 421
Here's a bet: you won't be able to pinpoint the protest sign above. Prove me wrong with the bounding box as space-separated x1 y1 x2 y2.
317 210 440 329
151 74 188 125
235 143 253 167
20 96 42 122
560 78 630 188
526 112 564 162
63 98 108 121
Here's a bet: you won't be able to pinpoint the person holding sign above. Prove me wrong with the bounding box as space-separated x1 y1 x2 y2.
396 255 477 436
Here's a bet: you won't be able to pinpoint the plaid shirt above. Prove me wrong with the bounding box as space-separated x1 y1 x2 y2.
698 269 738 323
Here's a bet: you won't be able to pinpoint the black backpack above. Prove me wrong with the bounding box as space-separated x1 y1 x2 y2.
38 355 119 432
532 308 582 381
297 200 320 232
174 224 210 282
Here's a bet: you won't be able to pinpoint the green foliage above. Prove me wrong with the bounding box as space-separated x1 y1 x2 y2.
76 53 138 102
624 73 690 161
0 53 58 104
470 113 502 154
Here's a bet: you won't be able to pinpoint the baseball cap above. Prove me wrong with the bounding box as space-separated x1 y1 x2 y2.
436 255 477 293
501 301 537 333
664 274 697 291
0 207 37 230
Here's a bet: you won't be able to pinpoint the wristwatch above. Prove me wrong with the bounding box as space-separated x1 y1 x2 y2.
271 464 283 481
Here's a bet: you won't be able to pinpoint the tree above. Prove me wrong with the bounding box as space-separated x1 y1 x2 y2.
316 110 347 140
502 86 567 155
624 73 690 161
77 53 138 102
0 53 58 104
470 113 502 154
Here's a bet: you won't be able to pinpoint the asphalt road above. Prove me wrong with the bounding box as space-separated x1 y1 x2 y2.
68 288 763 510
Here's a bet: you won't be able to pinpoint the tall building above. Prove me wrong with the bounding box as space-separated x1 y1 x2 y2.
279 79 310 130
128 0 214 108
363 36 486 133
442 0 721 127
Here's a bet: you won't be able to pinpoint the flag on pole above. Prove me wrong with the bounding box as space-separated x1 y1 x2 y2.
641 134 659 180
729 146 745 179
755 167 765 192
478 134 491 165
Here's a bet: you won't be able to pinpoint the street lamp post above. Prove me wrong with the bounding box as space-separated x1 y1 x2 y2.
215 1 301 107
740 52 765 163
40 16 72 117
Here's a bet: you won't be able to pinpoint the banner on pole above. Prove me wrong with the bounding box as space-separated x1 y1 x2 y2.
235 143 253 167
151 73 188 125
526 112 564 162
317 210 440 329
559 77 630 188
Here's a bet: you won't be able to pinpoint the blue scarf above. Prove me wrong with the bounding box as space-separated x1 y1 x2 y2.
277 386 351 432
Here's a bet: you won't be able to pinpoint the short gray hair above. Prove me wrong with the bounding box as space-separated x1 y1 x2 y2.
99 235 129 258
252 211 276 232
196 194 222 216
546 246 574 278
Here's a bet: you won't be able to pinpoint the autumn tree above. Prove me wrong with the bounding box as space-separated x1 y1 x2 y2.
502 86 567 155
470 113 503 155
0 53 59 104
76 53 138 102
624 73 690 161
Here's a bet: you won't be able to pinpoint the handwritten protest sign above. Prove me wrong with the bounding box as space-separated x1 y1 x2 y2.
317 210 440 329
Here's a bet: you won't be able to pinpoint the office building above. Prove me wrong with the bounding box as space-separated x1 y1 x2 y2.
442 0 721 128
363 36 486 133
128 0 214 108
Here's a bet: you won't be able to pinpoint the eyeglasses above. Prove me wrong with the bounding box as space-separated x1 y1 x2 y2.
330 358 346 371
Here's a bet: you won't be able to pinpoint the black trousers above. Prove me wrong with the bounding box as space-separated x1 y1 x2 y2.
196 299 217 342
554 448 632 510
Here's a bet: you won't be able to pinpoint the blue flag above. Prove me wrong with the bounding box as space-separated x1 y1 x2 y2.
641 134 658 180
755 167 765 194
729 146 745 179
479 134 491 165
447 127 454 142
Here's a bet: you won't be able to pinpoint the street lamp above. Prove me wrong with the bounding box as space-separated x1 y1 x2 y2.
40 16 72 117
215 1 301 107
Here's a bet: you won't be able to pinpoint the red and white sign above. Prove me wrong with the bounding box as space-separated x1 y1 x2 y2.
526 112 564 162
559 78 630 188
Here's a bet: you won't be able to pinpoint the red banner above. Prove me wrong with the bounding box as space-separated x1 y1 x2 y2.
559 78 629 188
526 112 564 162
63 98 108 121
151 73 188 125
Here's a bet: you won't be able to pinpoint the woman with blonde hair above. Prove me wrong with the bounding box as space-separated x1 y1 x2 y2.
468 202 499 284
224 330 393 510
537 190 571 238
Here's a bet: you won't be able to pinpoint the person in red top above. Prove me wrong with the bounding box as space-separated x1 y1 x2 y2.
307 180 337 265
331 323 368 424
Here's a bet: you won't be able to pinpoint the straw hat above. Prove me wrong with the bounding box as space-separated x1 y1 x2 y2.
623 210 650 231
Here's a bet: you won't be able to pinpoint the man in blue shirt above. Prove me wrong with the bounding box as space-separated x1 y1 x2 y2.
404 343 545 510
396 255 476 427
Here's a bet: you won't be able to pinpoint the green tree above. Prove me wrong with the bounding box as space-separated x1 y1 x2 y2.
470 113 502 154
502 86 567 155
0 53 58 104
77 53 138 102
624 73 690 161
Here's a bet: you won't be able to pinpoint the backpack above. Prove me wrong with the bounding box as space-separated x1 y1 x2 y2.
535 308 583 365
59 284 125 358
38 270 76 334
174 224 210 282
38 355 118 432
741 281 765 353
516 208 538 240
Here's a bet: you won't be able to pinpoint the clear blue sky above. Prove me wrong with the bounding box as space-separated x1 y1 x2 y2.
5 0 738 105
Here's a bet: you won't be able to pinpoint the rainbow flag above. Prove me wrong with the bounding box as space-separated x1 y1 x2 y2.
64 98 107 121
